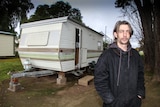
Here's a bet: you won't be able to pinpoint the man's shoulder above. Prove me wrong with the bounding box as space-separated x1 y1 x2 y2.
101 48 116 58
103 48 114 53
131 48 139 53
131 48 141 56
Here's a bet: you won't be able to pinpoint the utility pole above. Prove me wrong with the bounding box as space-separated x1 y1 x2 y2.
105 26 107 43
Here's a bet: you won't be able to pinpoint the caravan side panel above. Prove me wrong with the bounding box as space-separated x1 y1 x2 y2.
57 22 76 71
19 23 63 71
59 20 103 70
80 26 103 67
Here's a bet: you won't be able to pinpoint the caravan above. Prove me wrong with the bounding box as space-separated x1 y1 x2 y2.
18 17 103 73
8 16 103 91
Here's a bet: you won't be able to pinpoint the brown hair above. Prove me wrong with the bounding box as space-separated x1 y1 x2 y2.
113 20 133 35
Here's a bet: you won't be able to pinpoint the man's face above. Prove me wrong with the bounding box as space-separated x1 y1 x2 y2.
114 24 131 45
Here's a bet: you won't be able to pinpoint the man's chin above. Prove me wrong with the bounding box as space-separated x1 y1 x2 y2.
121 41 129 45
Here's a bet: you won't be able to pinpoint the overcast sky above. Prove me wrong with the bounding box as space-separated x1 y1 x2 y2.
17 0 139 48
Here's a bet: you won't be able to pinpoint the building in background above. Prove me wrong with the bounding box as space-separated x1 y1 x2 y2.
0 31 15 57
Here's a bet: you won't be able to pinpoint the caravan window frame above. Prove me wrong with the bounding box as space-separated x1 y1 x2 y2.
27 31 49 46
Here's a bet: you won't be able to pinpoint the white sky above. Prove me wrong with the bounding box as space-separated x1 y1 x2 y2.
16 0 139 48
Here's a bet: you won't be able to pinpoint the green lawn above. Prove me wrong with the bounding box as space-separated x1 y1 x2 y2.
0 58 23 82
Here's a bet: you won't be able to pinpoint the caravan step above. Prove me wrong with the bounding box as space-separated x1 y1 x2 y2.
78 75 94 86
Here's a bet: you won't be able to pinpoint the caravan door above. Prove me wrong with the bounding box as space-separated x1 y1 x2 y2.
75 28 87 69
75 28 80 69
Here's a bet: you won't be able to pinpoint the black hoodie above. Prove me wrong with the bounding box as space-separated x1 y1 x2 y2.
94 42 145 105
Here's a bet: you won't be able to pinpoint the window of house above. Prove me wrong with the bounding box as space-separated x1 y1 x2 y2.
98 41 101 50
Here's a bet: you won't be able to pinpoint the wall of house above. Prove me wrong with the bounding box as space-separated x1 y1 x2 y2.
0 33 15 56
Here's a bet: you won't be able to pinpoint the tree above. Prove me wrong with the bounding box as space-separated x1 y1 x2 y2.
153 0 160 81
119 3 144 47
0 0 34 33
50 1 72 18
69 8 82 23
28 5 50 22
27 1 82 23
115 0 160 81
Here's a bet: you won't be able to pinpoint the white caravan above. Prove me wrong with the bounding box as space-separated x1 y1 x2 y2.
18 16 103 73
8 16 103 91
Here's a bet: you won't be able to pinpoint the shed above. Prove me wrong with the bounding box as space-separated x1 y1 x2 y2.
0 31 15 57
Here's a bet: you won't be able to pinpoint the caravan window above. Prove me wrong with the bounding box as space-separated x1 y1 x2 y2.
27 32 49 46
97 41 101 50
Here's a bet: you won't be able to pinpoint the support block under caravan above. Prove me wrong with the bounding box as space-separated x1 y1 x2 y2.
8 79 21 92
57 72 67 85
8 83 21 92
8 70 56 92
78 75 94 86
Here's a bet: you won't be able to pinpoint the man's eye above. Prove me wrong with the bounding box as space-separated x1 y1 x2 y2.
119 30 130 33
119 30 124 33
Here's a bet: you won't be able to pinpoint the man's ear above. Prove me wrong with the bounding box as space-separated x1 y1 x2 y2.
114 32 117 39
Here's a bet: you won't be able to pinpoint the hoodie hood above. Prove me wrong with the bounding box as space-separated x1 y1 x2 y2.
108 42 132 86
108 42 132 52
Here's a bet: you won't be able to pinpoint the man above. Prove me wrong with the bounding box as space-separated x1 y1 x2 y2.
94 20 145 107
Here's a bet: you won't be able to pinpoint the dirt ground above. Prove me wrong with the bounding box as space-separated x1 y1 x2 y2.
0 73 103 107
0 73 160 107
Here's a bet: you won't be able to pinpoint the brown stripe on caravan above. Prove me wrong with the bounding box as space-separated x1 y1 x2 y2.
18 48 101 53
87 50 103 58
18 48 59 52
18 48 74 52
87 50 103 53
59 48 75 53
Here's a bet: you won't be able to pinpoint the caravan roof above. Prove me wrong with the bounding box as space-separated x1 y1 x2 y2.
21 16 104 37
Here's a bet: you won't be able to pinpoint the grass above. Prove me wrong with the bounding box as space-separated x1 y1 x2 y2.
0 57 23 82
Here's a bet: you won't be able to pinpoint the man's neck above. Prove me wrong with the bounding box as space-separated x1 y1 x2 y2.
117 42 128 51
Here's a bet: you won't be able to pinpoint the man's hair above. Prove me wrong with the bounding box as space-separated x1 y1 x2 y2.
113 20 133 36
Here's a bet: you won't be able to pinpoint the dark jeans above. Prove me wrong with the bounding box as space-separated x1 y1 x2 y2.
103 96 142 107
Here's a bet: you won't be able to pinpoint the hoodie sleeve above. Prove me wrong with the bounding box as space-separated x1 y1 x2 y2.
94 51 115 104
137 53 145 99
